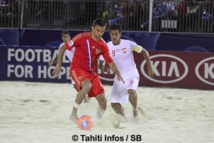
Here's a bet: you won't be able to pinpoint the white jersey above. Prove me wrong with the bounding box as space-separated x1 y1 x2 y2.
107 39 140 73
100 39 143 104
58 43 76 84
58 43 75 62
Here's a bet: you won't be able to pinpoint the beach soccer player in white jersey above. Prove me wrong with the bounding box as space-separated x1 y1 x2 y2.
99 24 154 119
48 31 89 102
49 31 75 86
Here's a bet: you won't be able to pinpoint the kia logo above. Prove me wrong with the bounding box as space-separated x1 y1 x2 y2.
141 54 188 83
195 57 214 86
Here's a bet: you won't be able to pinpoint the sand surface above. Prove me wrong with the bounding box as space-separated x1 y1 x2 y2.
0 81 213 143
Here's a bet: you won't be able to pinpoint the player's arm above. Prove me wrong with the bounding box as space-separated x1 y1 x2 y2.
134 45 154 77
141 48 154 77
49 43 65 66
108 62 124 83
98 56 109 72
48 55 58 66
53 45 66 77
53 36 76 77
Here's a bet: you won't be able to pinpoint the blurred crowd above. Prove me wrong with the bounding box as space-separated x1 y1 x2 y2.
0 0 18 27
1 0 214 33
107 0 214 32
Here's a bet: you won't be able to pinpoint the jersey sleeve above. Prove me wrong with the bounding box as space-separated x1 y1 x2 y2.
101 43 113 63
65 40 74 51
58 43 65 53
102 51 113 63
65 33 82 50
130 41 143 53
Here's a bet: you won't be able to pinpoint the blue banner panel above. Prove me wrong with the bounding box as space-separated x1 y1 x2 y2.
0 46 71 83
1 45 213 90
20 29 82 47
20 29 160 51
20 29 214 52
0 29 20 45
156 33 214 52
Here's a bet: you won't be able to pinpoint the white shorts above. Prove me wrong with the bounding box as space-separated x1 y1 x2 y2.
111 69 139 104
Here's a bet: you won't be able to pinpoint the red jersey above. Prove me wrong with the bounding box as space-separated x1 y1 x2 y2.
65 32 113 72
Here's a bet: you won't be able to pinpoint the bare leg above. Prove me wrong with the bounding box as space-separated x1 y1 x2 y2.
128 89 138 117
111 103 125 117
95 93 107 119
70 80 91 123
73 84 78 92
73 84 89 103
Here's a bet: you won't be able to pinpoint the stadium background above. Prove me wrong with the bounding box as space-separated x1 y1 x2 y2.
0 0 213 89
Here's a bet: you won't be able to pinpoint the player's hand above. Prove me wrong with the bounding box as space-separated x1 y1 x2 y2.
48 61 53 67
117 75 125 84
52 65 61 78
103 65 110 72
148 68 155 77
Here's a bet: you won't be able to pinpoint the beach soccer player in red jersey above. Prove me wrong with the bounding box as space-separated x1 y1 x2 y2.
53 18 124 123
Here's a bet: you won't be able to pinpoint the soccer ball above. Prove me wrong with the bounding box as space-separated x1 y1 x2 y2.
77 115 93 130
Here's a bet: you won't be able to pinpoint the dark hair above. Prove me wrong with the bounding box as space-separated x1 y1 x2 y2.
92 18 107 27
61 31 71 37
109 24 122 33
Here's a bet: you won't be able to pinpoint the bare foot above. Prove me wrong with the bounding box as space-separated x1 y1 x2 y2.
137 107 146 117
122 116 128 122
69 114 78 123
133 109 138 118
97 107 105 119
113 114 126 129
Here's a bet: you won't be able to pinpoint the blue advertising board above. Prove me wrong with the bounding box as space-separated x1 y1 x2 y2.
19 29 214 52
1 28 214 53
155 33 214 52
0 46 70 83
0 29 20 45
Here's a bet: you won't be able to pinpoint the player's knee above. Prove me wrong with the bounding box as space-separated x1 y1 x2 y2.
129 93 137 103
85 81 92 90
127 89 136 95
100 101 107 110
103 98 107 107
100 97 107 105
81 80 92 92
97 95 107 109
111 103 121 109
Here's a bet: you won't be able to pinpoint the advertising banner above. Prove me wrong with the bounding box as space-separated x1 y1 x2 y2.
0 46 70 83
0 46 213 90
98 51 214 90
0 29 19 45
20 29 214 52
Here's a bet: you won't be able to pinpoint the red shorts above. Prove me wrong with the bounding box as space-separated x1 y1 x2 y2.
70 68 104 97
